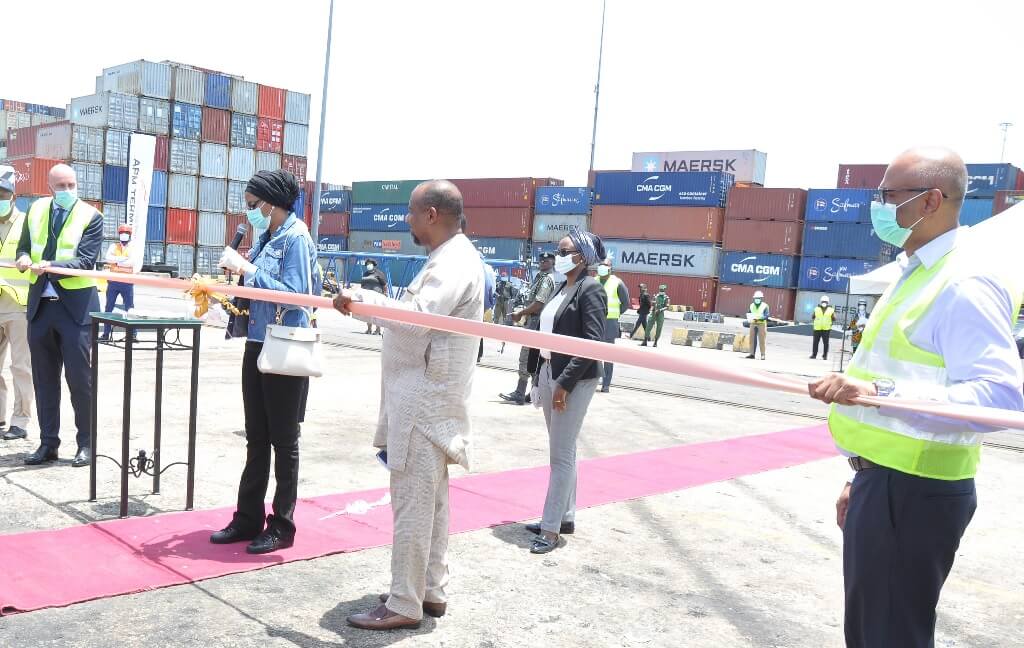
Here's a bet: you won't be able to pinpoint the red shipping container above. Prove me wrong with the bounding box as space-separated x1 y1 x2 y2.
450 177 562 208
1016 169 1024 191
9 157 62 196
992 190 1024 216
201 107 230 145
166 208 198 244
154 135 169 171
257 85 286 119
836 164 886 189
224 213 254 248
591 206 723 243
256 117 283 153
725 188 807 221
6 125 40 158
722 219 803 255
282 155 307 183
715 283 795 321
615 271 717 312
318 211 349 236
464 206 532 238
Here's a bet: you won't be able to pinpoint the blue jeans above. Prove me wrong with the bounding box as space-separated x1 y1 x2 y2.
102 281 135 337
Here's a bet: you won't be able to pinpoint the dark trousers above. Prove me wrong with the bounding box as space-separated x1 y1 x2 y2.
234 341 308 538
632 309 650 338
601 318 619 390
102 281 135 337
844 467 977 648
811 330 830 358
29 300 92 450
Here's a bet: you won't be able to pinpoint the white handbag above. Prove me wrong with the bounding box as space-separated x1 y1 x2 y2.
257 315 323 377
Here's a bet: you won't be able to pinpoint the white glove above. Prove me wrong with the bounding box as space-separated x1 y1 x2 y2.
219 246 256 275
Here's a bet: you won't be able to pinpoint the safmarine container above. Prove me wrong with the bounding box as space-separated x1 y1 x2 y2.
144 241 165 264
966 163 1018 198
347 230 421 255
255 151 281 173
798 256 880 293
320 189 352 214
169 139 200 175
715 284 795 320
718 252 799 289
200 142 228 178
104 129 130 166
959 198 993 226
615 272 718 312
231 113 257 148
201 107 230 144
150 170 168 207
34 122 72 159
146 207 166 242
464 207 531 238
285 91 311 125
138 98 170 135
197 211 226 246
590 206 723 242
172 102 202 140
171 65 205 105
198 177 227 212
725 188 807 221
228 147 256 182
71 162 102 200
281 155 307 182
532 213 589 243
722 219 802 254
283 123 308 157
227 181 246 213
450 178 562 208
805 189 873 223
836 164 886 189
204 73 231 109
802 222 882 259
602 239 720 277
352 180 424 204
256 117 283 153
165 243 195 275
469 237 526 260
231 80 258 115
99 60 172 99
102 165 128 203
101 203 126 239
535 186 590 214
166 209 197 244
257 85 286 119
593 171 733 207
168 174 198 209
794 291 877 325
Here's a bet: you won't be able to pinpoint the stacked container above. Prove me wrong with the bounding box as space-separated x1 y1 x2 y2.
348 180 423 286
533 186 590 251
0 98 65 159
314 188 351 254
453 177 561 263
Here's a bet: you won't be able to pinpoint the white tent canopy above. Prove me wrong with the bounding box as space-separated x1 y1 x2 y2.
848 261 901 295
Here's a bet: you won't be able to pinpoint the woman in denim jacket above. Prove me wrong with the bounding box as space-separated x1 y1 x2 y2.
211 170 321 554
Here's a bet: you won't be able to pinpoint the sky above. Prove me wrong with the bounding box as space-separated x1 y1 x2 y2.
4 0 1022 189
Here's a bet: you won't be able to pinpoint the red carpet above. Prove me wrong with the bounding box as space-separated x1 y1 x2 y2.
0 425 835 615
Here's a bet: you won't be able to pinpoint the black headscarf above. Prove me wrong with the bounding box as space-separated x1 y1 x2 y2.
246 170 300 212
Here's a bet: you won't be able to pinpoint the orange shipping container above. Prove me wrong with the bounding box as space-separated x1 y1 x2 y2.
614 271 717 312
201 107 231 145
9 157 62 196
722 219 803 255
224 213 254 248
590 205 724 243
725 188 807 221
257 85 286 120
464 206 531 238
282 154 307 182
715 284 795 320
166 208 198 244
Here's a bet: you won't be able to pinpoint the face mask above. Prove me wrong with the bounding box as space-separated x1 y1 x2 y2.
246 202 271 230
754 298 762 305
858 306 867 314
554 254 577 275
53 189 77 210
366 263 375 271
596 265 610 277
119 235 130 243
820 302 828 308
870 191 928 247
0 200 11 218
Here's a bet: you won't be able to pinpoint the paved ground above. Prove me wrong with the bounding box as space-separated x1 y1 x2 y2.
0 286 1021 647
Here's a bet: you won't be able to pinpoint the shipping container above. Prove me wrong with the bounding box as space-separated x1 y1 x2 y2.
351 180 424 204
101 202 125 239
602 239 720 277
316 211 349 236
228 147 255 181
71 162 102 200
171 102 202 140
959 198 994 226
165 243 195 275
805 189 873 223
594 171 732 207
197 211 226 246
102 165 128 203
200 142 228 179
794 290 878 325
966 163 1019 198
150 170 168 207
450 177 562 208
99 60 172 99
257 85 286 119
319 189 352 214
204 73 231 109
590 205 724 243
798 256 880 293
535 186 590 214
255 151 281 173
255 117 284 153
70 125 104 163
281 154 307 182
316 235 347 253
293 189 306 218
166 208 197 244
227 181 247 213
718 252 799 289
715 284 795 320
992 190 1024 216
171 65 205 105
532 213 590 243
347 230 422 255
836 164 886 189
104 129 130 166
6 125 39 157
201 107 230 144
284 91 311 125
722 219 802 255
29 114 60 127
7 158 60 196
195 245 223 275
34 122 72 159
198 177 227 212
349 204 409 232
169 138 200 175
615 272 718 312
231 80 257 115
0 110 32 137
725 187 807 221
144 241 165 264
224 213 253 248
168 174 198 209
138 97 170 135
464 206 532 238
154 135 169 171
282 123 308 157
230 113 257 149
802 222 883 259
631 149 767 185
468 237 526 260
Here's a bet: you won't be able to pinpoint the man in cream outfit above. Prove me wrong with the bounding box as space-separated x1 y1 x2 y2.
335 180 483 631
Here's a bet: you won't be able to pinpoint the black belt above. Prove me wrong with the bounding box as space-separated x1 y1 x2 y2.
40 295 59 302
848 456 879 471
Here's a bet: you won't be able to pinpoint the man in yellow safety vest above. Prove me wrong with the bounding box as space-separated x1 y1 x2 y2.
745 290 769 360
595 256 629 393
809 147 1023 648
809 295 835 360
0 165 33 442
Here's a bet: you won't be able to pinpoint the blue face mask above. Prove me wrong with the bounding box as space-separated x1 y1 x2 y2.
870 191 928 248
246 202 270 230
53 189 77 210
0 200 11 217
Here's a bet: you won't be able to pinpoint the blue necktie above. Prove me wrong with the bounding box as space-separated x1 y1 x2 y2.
52 207 65 235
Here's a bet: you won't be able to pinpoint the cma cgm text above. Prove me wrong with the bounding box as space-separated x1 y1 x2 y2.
730 263 782 276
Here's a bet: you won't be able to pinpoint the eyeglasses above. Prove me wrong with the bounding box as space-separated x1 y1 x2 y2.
877 187 951 205
556 248 578 257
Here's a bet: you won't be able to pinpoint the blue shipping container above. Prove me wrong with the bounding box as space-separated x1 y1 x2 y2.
204 74 231 109
350 204 410 232
320 189 352 214
960 198 994 226
150 170 168 207
718 252 799 289
805 189 873 223
966 164 1017 199
317 235 347 253
798 256 880 293
469 237 526 261
341 257 418 289
293 190 305 218
103 165 129 203
172 102 202 140
535 186 591 214
593 171 733 207
146 207 166 242
801 222 883 260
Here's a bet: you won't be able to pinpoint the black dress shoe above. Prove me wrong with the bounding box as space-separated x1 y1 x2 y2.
24 445 58 465
209 524 262 545
499 391 526 405
525 521 574 535
71 447 91 468
530 534 565 554
2 425 27 440
246 528 294 554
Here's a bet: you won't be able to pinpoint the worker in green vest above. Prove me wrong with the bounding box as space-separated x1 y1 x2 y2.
596 256 629 393
745 290 769 360
809 147 1023 648
809 295 836 360
641 284 670 347
0 165 33 442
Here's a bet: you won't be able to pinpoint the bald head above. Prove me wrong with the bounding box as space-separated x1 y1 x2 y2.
48 164 77 193
885 147 967 202
407 180 465 251
412 180 464 222
880 147 967 253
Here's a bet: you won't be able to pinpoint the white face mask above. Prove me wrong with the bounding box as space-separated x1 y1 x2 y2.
119 235 130 243
596 265 610 277
553 254 577 275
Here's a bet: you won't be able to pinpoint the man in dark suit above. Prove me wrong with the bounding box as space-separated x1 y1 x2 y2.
15 164 103 467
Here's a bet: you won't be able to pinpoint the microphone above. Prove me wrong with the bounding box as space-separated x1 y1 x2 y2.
229 223 247 250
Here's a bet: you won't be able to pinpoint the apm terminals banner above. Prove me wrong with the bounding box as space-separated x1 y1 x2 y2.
125 133 156 272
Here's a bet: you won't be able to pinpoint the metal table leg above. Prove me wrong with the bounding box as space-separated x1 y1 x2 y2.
120 331 134 519
89 320 100 502
153 327 164 494
186 327 200 511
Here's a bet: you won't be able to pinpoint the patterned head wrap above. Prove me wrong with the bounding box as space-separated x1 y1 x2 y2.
568 226 605 267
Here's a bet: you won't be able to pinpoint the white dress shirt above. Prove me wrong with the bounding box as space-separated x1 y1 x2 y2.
538 290 567 359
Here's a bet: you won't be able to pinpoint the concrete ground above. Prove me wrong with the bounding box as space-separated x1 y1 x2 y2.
0 286 1021 647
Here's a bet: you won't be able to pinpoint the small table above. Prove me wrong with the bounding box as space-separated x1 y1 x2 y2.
88 313 203 518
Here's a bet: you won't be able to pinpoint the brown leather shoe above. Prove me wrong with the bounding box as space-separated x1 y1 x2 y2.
347 604 421 630
378 593 447 618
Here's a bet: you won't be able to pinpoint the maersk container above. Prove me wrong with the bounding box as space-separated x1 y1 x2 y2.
602 239 720 277
150 170 168 207
255 151 281 173
352 180 423 205
794 290 878 325
229 147 256 182
101 203 126 239
197 211 226 247
200 142 228 179
798 256 880 293
165 243 195 275
470 237 526 261
169 139 200 175
198 177 227 212
104 129 130 166
283 123 308 157
72 162 103 201
966 163 1018 198
347 230 421 255
146 207 166 242
70 125 104 163
171 66 205 105
285 91 311 125
959 198 994 226
102 165 129 203
350 204 410 232
231 113 257 148
204 73 231 109
805 189 873 223
227 181 246 213
144 241 165 264
532 213 589 243
802 222 882 260
593 171 733 207
99 60 172 99
172 102 202 140
168 174 198 210
231 80 258 115
535 186 590 214
717 252 799 289
320 189 352 214
138 97 170 135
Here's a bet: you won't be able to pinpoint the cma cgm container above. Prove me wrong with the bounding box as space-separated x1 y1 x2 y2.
535 186 589 214
722 219 802 255
992 190 1024 215
602 239 720 277
350 204 409 232
615 272 718 312
794 291 878 325
451 177 562 208
966 163 1019 198
464 206 532 238
319 189 352 214
532 213 589 243
798 256 880 293
715 284 795 321
836 164 886 189
717 252 799 289
316 235 347 253
470 237 526 261
802 222 883 259
631 149 767 185
805 189 873 223
69 92 139 130
959 198 993 226
352 180 423 204
593 171 733 207
725 188 807 221
347 230 421 255
590 205 723 243
98 60 172 99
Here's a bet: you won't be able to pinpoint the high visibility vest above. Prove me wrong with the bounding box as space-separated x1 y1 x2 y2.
828 248 1019 480
602 274 623 319
26 198 98 290
0 207 30 305
749 301 769 321
813 305 835 331
107 242 133 274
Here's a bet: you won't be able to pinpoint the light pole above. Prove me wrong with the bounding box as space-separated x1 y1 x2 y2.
999 122 1013 163
311 0 335 245
588 0 607 173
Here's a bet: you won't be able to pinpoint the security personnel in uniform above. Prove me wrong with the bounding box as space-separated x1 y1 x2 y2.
746 290 769 360
596 256 629 393
15 164 103 467
810 295 836 360
848 298 870 354
500 251 555 404
100 224 137 341
642 284 670 347
0 166 33 441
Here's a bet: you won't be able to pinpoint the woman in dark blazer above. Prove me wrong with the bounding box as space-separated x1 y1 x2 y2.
526 227 608 554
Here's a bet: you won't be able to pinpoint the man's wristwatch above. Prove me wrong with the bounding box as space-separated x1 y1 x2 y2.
872 378 895 397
